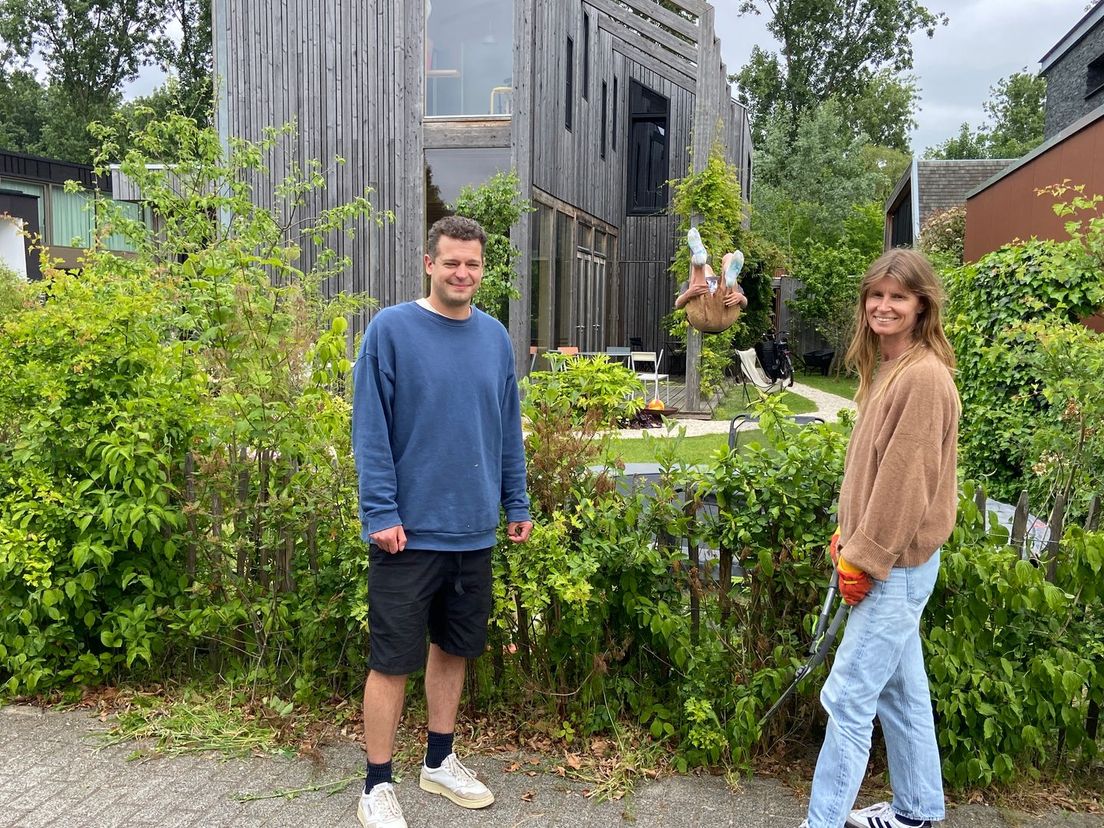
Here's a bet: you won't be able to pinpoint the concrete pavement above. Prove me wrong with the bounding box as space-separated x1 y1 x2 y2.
2 704 1101 828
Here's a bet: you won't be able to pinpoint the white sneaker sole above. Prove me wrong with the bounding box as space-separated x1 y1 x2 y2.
419 776 495 809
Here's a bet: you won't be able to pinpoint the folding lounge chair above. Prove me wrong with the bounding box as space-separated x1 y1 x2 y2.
728 413 827 450
735 347 783 404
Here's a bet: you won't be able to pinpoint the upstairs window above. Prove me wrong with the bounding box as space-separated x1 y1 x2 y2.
1088 52 1104 99
582 13 590 101
424 0 514 116
612 77 618 150
626 80 669 215
600 81 608 159
565 37 574 130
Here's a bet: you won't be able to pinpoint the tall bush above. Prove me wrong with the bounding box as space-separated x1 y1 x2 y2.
0 115 384 698
946 184 1104 504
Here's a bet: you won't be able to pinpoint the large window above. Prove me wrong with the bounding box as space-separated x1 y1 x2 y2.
424 147 511 229
626 81 669 215
424 0 514 116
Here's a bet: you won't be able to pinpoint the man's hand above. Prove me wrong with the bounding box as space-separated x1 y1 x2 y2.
371 524 407 554
723 289 748 308
829 532 872 605
506 520 532 543
684 283 708 298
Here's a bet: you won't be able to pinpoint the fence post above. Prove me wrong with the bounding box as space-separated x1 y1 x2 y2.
1044 493 1066 583
718 539 732 627
973 484 986 519
236 447 250 578
1085 494 1101 532
682 485 701 645
1010 490 1029 558
184 451 196 585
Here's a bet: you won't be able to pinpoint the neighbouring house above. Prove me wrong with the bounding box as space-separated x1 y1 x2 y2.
210 0 752 377
883 159 1014 250
0 149 147 280
964 3 1104 263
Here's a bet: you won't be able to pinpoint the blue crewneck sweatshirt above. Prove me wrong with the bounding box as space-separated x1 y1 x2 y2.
352 301 530 550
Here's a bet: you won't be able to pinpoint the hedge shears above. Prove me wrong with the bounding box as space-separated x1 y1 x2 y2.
759 563 850 726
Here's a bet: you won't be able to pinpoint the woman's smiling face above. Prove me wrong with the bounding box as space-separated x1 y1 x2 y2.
865 275 923 356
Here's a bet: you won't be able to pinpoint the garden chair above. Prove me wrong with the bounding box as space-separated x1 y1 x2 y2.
735 347 783 404
728 413 826 450
631 350 669 401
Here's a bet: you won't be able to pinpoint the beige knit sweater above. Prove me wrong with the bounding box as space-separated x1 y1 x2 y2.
838 348 959 581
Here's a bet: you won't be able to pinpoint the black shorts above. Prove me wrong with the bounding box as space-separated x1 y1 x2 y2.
367 545 493 675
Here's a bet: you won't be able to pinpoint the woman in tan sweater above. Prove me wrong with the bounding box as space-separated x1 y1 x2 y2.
799 249 959 828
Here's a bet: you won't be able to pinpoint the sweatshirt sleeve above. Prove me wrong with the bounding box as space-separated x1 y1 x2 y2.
842 368 952 580
499 355 531 524
351 326 402 536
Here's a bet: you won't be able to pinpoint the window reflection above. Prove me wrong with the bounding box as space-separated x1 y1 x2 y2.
425 0 514 116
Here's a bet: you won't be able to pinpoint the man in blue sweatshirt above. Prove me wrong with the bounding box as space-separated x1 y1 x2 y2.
351 215 532 828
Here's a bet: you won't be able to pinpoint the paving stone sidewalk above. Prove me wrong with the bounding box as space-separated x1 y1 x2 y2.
2 705 1101 828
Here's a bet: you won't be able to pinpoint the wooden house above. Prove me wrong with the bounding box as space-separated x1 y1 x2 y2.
211 0 752 373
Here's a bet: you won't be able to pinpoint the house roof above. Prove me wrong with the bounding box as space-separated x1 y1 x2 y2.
0 149 107 191
884 159 1015 217
1040 2 1104 74
967 102 1104 199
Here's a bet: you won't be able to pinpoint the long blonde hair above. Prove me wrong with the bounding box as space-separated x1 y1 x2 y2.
845 249 957 407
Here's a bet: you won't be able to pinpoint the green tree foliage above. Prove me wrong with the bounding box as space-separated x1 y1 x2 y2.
926 71 1046 160
0 68 48 152
848 70 919 152
733 0 943 146
925 122 989 160
0 114 384 697
451 169 532 324
946 184 1104 507
150 0 213 126
752 100 880 256
787 202 883 374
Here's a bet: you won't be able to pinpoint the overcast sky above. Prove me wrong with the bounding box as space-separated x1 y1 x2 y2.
712 0 1092 155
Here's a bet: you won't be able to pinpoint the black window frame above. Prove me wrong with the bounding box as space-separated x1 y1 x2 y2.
612 77 618 151
600 80 608 159
626 80 670 215
582 13 590 101
565 36 574 130
1088 52 1104 99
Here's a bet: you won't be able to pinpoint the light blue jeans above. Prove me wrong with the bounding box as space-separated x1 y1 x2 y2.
806 551 944 828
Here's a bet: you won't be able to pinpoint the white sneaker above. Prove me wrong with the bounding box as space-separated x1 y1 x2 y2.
687 226 708 266
419 752 495 809
847 801 933 828
357 782 407 828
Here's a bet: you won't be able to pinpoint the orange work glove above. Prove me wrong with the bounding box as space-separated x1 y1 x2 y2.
829 528 873 606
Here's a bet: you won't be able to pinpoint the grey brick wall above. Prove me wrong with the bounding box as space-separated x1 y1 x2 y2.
1044 20 1104 138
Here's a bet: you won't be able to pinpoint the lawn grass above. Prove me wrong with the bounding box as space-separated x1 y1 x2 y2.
711 385 817 420
795 372 858 400
608 432 738 465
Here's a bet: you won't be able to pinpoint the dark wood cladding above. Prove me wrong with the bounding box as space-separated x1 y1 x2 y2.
212 0 425 338
0 150 107 191
964 117 1104 262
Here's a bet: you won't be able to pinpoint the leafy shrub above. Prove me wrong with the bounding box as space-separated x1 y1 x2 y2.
917 205 966 266
926 485 1103 784
0 115 382 698
452 169 532 322
946 187 1104 504
521 354 644 429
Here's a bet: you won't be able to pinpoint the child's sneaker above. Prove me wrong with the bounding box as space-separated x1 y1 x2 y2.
846 802 933 828
357 782 407 828
687 227 708 266
419 752 495 809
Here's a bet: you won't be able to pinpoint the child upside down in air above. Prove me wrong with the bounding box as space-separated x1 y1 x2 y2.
674 227 748 312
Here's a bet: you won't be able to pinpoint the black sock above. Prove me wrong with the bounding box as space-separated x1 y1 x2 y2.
364 759 393 794
425 730 454 768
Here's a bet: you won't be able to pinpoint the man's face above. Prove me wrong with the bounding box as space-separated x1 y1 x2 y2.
425 235 484 310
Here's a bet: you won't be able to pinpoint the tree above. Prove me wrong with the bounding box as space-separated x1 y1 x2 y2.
752 99 880 255
0 0 166 161
925 71 1046 160
0 68 47 153
733 0 945 144
984 71 1046 158
925 122 988 160
152 0 213 125
849 70 918 152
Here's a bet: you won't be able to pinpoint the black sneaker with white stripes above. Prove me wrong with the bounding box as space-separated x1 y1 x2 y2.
846 802 933 828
